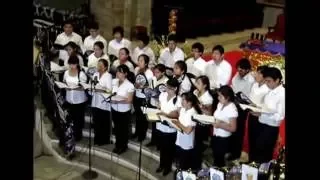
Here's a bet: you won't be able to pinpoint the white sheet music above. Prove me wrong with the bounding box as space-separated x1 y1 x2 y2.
239 104 274 114
182 171 197 180
80 82 91 90
140 107 161 114
50 61 66 72
55 81 80 89
159 115 182 132
193 114 215 124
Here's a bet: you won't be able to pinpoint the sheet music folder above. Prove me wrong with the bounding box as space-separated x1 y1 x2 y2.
239 104 274 114
55 81 81 90
159 115 182 132
192 114 215 125
140 107 161 122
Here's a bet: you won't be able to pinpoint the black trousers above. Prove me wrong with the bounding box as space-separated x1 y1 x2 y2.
211 136 230 167
254 123 279 163
133 97 148 141
229 108 248 160
112 109 131 149
176 146 196 171
194 124 210 169
248 114 260 162
66 102 86 141
159 131 176 170
92 108 111 145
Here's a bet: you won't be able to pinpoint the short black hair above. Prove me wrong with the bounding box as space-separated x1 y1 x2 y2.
175 60 187 73
137 35 150 46
166 78 180 88
88 21 99 30
138 54 150 66
196 75 210 91
98 59 109 70
167 34 177 42
236 58 251 70
191 42 204 53
263 67 282 81
218 85 235 102
94 41 104 50
119 47 130 55
64 41 79 50
154 64 166 73
212 45 224 54
257 65 269 73
68 54 80 65
113 26 124 37
116 64 130 75
63 20 74 27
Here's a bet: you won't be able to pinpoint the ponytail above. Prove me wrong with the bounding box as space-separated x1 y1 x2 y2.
181 92 202 114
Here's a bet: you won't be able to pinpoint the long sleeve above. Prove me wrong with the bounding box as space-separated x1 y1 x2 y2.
218 64 232 86
261 96 285 124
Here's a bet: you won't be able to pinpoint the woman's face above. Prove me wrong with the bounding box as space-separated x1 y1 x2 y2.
196 79 206 92
254 70 264 83
154 68 164 80
97 61 106 72
217 92 229 105
138 56 146 69
66 46 75 56
69 63 78 70
119 49 128 61
181 96 191 108
116 71 126 81
94 45 103 57
166 85 176 96
173 64 183 76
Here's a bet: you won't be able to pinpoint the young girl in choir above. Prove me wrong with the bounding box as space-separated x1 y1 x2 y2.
211 85 238 167
193 75 214 169
111 64 135 154
110 47 135 75
132 54 154 141
173 60 193 95
91 59 112 146
156 78 181 176
146 64 169 147
87 41 110 69
172 92 202 171
63 55 88 142
60 41 84 68
248 65 270 162
250 67 284 163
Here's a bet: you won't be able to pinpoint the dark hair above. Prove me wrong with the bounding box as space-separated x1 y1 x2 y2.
218 85 235 102
88 21 99 30
116 64 130 76
138 54 150 67
192 42 204 53
196 75 210 91
168 34 177 42
257 65 269 73
98 59 109 71
263 67 282 82
166 78 180 104
181 92 202 114
113 26 124 37
68 54 80 65
154 64 166 73
119 47 136 68
120 47 130 56
236 58 251 70
212 45 224 54
137 35 150 46
94 41 104 50
174 60 187 74
65 41 79 50
63 20 73 27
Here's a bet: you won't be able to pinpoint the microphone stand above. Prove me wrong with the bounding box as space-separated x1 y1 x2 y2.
138 96 149 180
82 80 98 179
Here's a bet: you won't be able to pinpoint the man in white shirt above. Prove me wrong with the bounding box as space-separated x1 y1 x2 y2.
205 45 232 89
83 22 107 56
251 67 285 163
158 34 184 76
232 58 255 97
108 26 132 58
132 35 156 68
185 42 207 77
54 20 83 49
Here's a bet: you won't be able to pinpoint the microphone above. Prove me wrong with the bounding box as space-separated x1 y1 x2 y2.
101 92 117 104
91 76 99 85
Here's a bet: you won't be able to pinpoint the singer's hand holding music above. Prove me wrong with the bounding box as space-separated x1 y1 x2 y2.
157 111 167 116
250 111 261 117
212 120 221 128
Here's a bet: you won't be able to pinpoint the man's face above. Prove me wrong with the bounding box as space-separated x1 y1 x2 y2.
89 29 99 38
168 40 176 52
265 77 280 89
63 24 73 35
192 48 202 59
237 67 249 78
114 32 122 41
212 50 223 62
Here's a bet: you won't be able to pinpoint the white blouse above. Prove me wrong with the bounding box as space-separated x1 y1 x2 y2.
249 82 270 106
176 75 192 95
111 79 135 112
91 72 112 111
213 102 238 137
87 53 110 69
194 90 213 105
135 68 154 98
63 70 88 104
156 92 181 133
175 107 197 150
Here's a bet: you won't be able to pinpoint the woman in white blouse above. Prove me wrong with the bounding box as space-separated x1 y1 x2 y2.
132 54 154 141
172 92 202 171
63 55 88 142
193 75 214 169
247 65 270 162
250 67 284 163
111 64 135 155
173 60 193 95
211 85 238 167
156 78 181 176
60 41 84 68
91 59 112 146
87 41 110 69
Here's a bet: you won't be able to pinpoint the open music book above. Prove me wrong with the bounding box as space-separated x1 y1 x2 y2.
239 104 274 114
140 107 161 122
79 83 106 92
55 81 80 90
50 61 66 72
192 114 215 125
159 115 182 132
